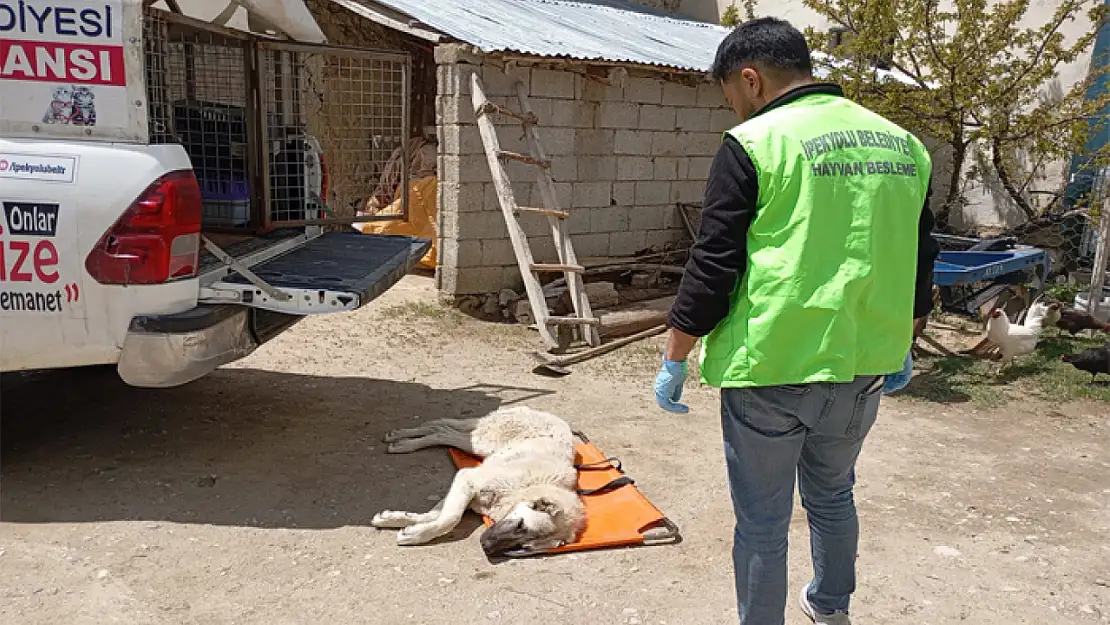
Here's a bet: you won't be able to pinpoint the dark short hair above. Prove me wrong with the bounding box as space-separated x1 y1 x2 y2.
711 16 813 82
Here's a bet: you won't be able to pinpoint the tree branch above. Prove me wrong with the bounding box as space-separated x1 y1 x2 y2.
991 135 1038 220
922 0 951 74
1001 111 1098 142
1017 150 1052 196
999 2 1084 98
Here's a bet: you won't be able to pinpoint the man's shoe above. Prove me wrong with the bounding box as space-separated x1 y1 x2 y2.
799 583 851 625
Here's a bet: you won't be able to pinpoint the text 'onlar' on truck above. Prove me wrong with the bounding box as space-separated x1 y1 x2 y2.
0 0 431 388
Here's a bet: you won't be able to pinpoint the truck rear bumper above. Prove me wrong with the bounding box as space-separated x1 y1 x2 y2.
117 305 258 388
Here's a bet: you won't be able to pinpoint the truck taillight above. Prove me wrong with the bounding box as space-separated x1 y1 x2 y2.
85 170 203 285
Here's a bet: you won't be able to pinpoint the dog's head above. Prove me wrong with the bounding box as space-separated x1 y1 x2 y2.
479 485 585 556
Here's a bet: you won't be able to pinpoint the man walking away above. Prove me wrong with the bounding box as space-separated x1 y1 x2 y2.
652 17 939 625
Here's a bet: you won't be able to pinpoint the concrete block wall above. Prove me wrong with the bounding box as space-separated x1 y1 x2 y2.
435 46 734 296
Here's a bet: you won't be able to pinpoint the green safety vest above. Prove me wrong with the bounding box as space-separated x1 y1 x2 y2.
699 91 932 389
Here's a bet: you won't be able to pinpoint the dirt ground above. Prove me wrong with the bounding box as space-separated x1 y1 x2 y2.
2 274 1108 625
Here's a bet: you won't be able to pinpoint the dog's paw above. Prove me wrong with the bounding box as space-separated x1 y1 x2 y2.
371 511 417 529
382 429 409 443
371 511 397 528
386 440 418 454
396 526 430 546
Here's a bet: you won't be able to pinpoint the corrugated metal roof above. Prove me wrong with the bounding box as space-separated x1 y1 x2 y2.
343 0 916 83
362 0 730 72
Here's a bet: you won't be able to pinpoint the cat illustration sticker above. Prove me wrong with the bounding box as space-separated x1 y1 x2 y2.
40 85 97 127
71 87 97 126
41 86 74 124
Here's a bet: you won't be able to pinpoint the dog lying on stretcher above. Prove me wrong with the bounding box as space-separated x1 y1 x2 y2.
371 405 586 556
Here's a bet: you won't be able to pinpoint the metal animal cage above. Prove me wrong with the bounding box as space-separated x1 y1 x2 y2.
142 8 411 233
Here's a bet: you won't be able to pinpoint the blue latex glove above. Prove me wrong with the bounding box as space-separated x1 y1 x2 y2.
882 350 914 395
654 359 690 413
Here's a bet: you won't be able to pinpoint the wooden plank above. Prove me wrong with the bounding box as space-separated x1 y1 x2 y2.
516 80 600 347
617 286 676 304
580 250 687 266
676 202 702 241
531 263 584 273
532 325 668 375
515 206 569 219
555 281 619 313
598 295 675 339
918 334 959 357
1088 191 1110 316
543 263 685 292
495 150 551 168
476 101 539 125
545 316 602 326
470 74 558 349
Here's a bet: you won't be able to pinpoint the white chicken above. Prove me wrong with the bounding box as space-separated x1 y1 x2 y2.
985 303 1056 373
1022 301 1062 330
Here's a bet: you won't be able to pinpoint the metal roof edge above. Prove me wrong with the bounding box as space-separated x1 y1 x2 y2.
483 49 712 76
482 50 711 74
525 0 730 30
327 0 445 43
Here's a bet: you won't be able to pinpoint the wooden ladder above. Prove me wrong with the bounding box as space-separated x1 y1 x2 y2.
470 73 600 350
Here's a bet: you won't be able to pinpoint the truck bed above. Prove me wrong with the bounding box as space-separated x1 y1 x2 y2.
198 228 306 274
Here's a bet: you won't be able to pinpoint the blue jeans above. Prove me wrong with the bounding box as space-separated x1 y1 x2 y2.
720 375 884 624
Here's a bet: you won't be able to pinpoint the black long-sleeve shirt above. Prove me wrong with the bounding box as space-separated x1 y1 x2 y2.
668 84 941 338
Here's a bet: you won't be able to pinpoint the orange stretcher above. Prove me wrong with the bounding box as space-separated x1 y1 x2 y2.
447 430 682 557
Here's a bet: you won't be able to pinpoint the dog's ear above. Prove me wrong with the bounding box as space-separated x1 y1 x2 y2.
532 497 559 515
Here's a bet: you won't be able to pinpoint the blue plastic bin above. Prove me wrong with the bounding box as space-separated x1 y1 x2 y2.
196 171 251 228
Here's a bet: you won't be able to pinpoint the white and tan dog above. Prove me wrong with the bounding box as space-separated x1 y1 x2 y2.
371 405 586 556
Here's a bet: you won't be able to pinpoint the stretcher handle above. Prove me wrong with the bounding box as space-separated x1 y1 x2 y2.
574 457 623 472
577 476 635 496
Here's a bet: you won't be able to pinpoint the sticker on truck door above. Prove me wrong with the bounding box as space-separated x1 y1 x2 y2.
0 200 84 317
0 152 77 183
0 0 136 138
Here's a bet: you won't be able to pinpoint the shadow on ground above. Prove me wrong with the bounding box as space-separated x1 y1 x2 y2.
0 367 553 533
899 355 978 403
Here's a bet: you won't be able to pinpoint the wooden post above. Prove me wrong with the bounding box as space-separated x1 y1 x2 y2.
1089 191 1110 318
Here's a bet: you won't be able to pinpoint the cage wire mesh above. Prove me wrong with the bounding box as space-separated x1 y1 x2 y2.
143 8 410 233
261 43 409 228
1005 167 1110 316
144 10 254 231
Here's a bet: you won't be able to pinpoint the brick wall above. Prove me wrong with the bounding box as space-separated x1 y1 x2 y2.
435 46 733 296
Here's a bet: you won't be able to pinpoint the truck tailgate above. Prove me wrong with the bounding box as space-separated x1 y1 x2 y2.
206 232 431 314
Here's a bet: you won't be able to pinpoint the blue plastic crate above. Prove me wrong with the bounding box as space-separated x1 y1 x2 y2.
196 171 251 228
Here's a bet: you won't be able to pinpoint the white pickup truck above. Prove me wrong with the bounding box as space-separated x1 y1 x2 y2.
0 0 429 387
